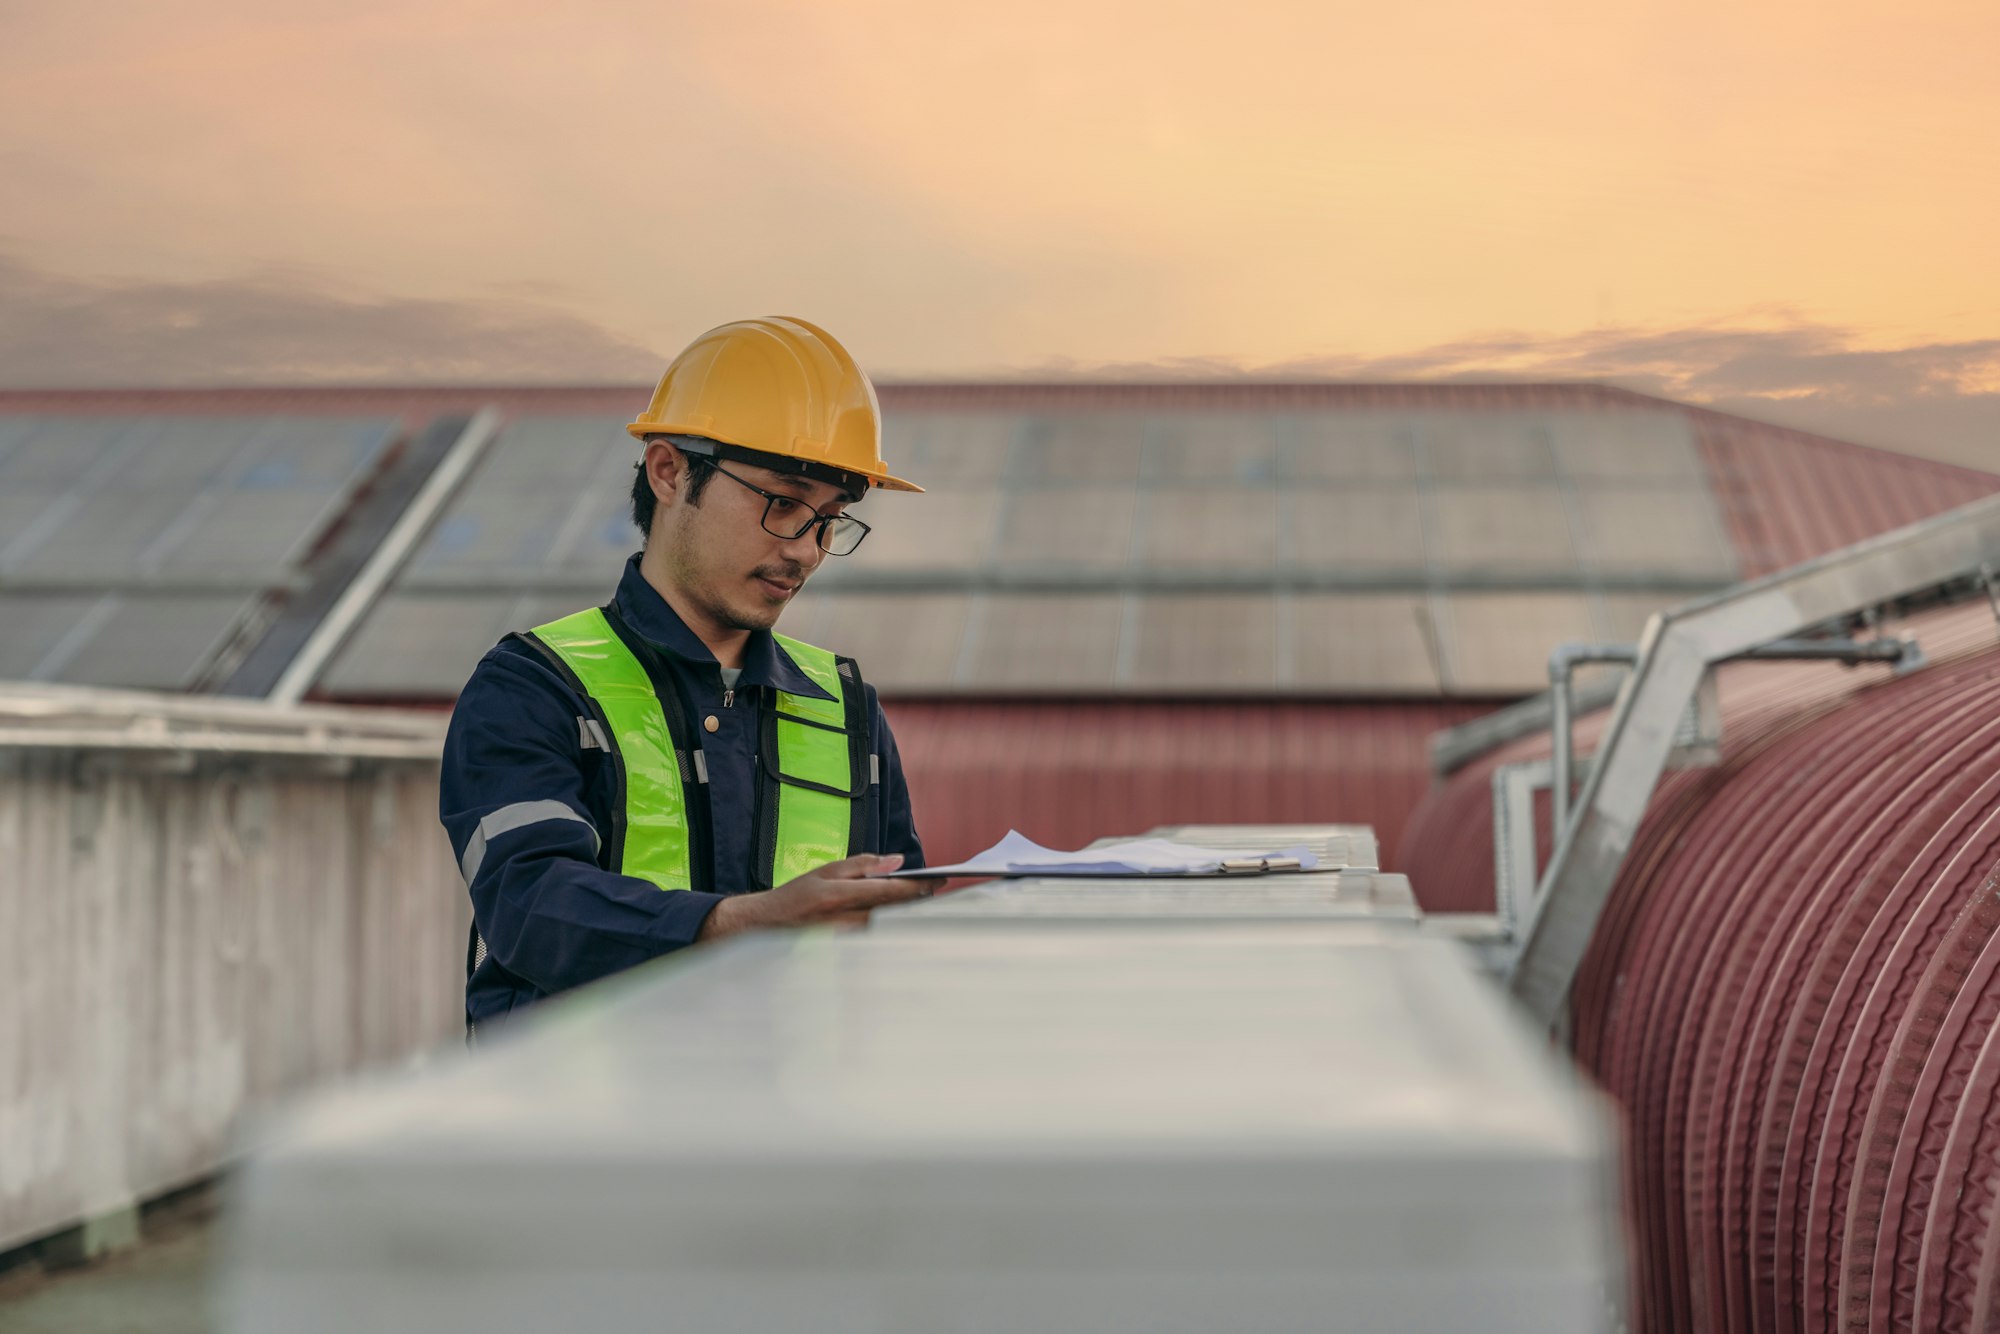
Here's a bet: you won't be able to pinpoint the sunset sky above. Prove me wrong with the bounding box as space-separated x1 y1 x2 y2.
3 1 1995 462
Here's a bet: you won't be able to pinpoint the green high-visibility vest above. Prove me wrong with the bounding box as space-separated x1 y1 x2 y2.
521 605 871 892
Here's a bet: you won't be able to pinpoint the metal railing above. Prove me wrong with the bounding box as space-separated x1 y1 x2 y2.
1507 491 2000 1025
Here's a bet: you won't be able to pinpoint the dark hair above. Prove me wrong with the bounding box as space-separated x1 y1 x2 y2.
629 452 715 538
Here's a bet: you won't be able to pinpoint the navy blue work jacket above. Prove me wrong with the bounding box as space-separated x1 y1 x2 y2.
441 555 926 1026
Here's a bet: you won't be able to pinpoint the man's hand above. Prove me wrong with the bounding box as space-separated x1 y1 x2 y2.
697 853 943 942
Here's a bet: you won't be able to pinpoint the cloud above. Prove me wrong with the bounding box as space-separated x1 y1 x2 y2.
0 253 665 387
1273 321 2000 405
3 251 1994 474
1009 320 2000 472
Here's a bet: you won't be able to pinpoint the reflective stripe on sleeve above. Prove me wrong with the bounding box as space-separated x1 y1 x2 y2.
460 799 600 885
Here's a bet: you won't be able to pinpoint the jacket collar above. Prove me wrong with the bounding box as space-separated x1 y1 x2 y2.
611 555 833 701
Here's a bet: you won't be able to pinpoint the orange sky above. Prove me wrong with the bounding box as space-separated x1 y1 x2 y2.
2 1 1996 413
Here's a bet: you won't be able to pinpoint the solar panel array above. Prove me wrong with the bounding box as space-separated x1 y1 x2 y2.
0 415 396 689
321 406 1736 696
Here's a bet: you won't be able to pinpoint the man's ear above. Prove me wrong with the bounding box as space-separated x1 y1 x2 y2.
644 437 688 507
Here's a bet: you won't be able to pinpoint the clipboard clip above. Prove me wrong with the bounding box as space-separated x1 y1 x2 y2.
1216 857 1304 874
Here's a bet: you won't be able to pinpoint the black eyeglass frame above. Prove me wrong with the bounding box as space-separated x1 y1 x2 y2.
699 460 873 556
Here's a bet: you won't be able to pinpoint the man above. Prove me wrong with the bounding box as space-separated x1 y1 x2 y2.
441 317 938 1031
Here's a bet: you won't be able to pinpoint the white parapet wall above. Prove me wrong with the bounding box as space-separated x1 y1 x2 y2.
0 684 465 1255
224 824 1623 1333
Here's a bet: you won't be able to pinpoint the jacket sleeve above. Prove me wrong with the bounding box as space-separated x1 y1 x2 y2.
871 690 928 870
441 648 726 998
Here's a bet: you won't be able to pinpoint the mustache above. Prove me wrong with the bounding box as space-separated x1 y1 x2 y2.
752 562 808 588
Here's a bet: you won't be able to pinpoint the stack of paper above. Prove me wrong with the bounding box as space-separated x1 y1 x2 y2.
893 829 1320 878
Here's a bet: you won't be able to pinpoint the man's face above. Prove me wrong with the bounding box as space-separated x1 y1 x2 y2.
653 443 858 635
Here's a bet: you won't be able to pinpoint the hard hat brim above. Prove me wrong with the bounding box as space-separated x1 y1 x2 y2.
627 422 924 493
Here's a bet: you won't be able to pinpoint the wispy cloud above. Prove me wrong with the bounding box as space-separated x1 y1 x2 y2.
1275 321 2000 405
0 254 664 387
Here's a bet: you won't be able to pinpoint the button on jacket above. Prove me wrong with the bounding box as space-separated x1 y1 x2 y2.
441 555 926 1026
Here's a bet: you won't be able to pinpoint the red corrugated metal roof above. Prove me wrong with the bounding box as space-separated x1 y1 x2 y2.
1689 408 2000 578
885 697 1491 868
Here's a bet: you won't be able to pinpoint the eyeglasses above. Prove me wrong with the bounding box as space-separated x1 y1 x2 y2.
701 461 872 556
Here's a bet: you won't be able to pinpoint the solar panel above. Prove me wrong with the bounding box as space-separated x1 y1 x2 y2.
0 494 55 562
1292 595 1443 692
0 592 255 689
151 491 353 575
1546 411 1703 480
543 493 641 584
53 594 257 690
1016 416 1144 482
785 592 969 690
10 489 211 580
403 417 632 584
312 403 1746 698
1427 485 1580 575
1286 486 1427 571
318 592 533 696
1128 594 1279 690
1144 414 1278 482
406 486 577 579
880 413 1017 485
112 417 264 487
0 415 46 467
0 418 140 490
1573 484 1739 577
1140 488 1278 569
0 415 395 586
0 413 397 691
0 594 107 679
1287 412 1423 482
1593 591 1679 642
1423 413 1562 480
961 594 1124 690
1439 593 1597 693
996 485 1136 571
834 488 1002 574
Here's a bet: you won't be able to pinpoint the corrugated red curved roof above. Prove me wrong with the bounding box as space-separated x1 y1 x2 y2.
1399 601 2000 1332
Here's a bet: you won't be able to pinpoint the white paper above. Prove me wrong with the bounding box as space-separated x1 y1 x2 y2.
893 829 1320 878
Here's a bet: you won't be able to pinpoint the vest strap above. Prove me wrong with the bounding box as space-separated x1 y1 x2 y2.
765 634 865 885
523 607 695 893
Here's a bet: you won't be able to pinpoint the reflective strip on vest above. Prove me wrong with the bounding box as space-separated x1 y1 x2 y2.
770 633 853 886
531 608 692 891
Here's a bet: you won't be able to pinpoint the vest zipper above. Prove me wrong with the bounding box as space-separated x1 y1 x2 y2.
723 688 735 708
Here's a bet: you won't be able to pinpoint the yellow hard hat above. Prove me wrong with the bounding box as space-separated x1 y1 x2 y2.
627 317 921 493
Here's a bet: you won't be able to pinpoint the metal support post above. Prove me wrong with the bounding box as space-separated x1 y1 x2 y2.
1546 645 1641 836
267 407 503 706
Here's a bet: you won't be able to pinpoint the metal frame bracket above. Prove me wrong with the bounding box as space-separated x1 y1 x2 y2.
1509 491 2000 1026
